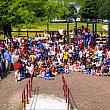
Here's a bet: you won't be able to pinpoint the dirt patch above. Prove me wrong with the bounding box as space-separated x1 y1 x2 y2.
65 72 110 110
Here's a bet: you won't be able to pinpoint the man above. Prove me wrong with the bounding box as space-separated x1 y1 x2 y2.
4 50 11 71
58 26 63 38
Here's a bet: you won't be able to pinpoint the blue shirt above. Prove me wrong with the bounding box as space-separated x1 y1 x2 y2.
4 52 11 62
44 71 51 78
38 44 42 49
37 51 42 58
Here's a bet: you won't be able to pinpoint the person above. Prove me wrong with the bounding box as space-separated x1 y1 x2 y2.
96 66 102 76
64 62 69 74
4 50 11 71
26 61 34 77
63 49 69 63
58 26 63 38
91 65 96 75
13 59 21 82
97 48 103 62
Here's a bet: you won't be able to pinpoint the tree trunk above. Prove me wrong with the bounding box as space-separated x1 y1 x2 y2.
4 22 12 39
4 22 12 50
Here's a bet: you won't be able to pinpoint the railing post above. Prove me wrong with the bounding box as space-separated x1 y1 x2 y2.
29 79 31 98
67 88 70 110
27 84 29 104
30 77 32 92
64 80 66 96
22 92 24 103
24 89 26 110
65 84 67 103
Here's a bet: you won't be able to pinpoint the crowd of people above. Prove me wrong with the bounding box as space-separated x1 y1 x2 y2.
0 26 110 82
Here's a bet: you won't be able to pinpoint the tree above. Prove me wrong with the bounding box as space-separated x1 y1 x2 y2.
79 0 99 20
0 0 70 37
98 0 110 20
66 4 77 17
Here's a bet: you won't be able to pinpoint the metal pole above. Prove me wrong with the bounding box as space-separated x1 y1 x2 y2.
47 23 49 32
27 30 28 37
95 20 97 33
86 19 89 30
108 20 110 50
92 20 95 46
67 18 69 43
10 22 11 51
75 20 77 35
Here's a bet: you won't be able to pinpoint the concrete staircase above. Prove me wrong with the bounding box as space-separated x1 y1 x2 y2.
24 76 69 110
25 94 68 110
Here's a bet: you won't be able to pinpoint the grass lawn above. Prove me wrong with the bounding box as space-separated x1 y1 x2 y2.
13 22 103 31
0 22 104 40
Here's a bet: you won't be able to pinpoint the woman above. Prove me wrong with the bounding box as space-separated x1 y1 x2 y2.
26 61 34 77
13 59 21 82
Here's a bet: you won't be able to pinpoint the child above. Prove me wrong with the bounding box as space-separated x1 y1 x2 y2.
69 62 73 71
96 66 102 76
74 62 80 72
85 65 91 75
80 62 85 73
13 59 21 82
64 62 69 74
101 63 109 76
91 65 96 75
76 62 81 72
50 65 57 76
44 69 53 80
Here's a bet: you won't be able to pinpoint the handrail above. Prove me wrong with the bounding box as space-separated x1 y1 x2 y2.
21 76 33 110
62 74 78 110
62 74 70 110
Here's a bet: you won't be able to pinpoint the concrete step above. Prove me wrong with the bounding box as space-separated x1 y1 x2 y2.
24 95 68 110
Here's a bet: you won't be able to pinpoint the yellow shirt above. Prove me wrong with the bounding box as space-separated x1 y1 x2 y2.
63 51 69 59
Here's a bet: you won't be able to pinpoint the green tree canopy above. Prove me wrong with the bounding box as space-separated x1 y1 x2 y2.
0 0 71 36
98 0 110 19
79 0 99 20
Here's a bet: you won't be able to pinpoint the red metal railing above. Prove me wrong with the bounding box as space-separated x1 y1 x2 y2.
62 74 70 110
22 76 33 110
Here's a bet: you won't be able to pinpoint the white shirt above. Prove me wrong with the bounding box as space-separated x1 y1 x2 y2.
26 64 34 74
58 28 63 35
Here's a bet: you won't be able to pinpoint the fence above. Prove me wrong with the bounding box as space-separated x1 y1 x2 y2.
22 76 33 110
62 74 78 110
